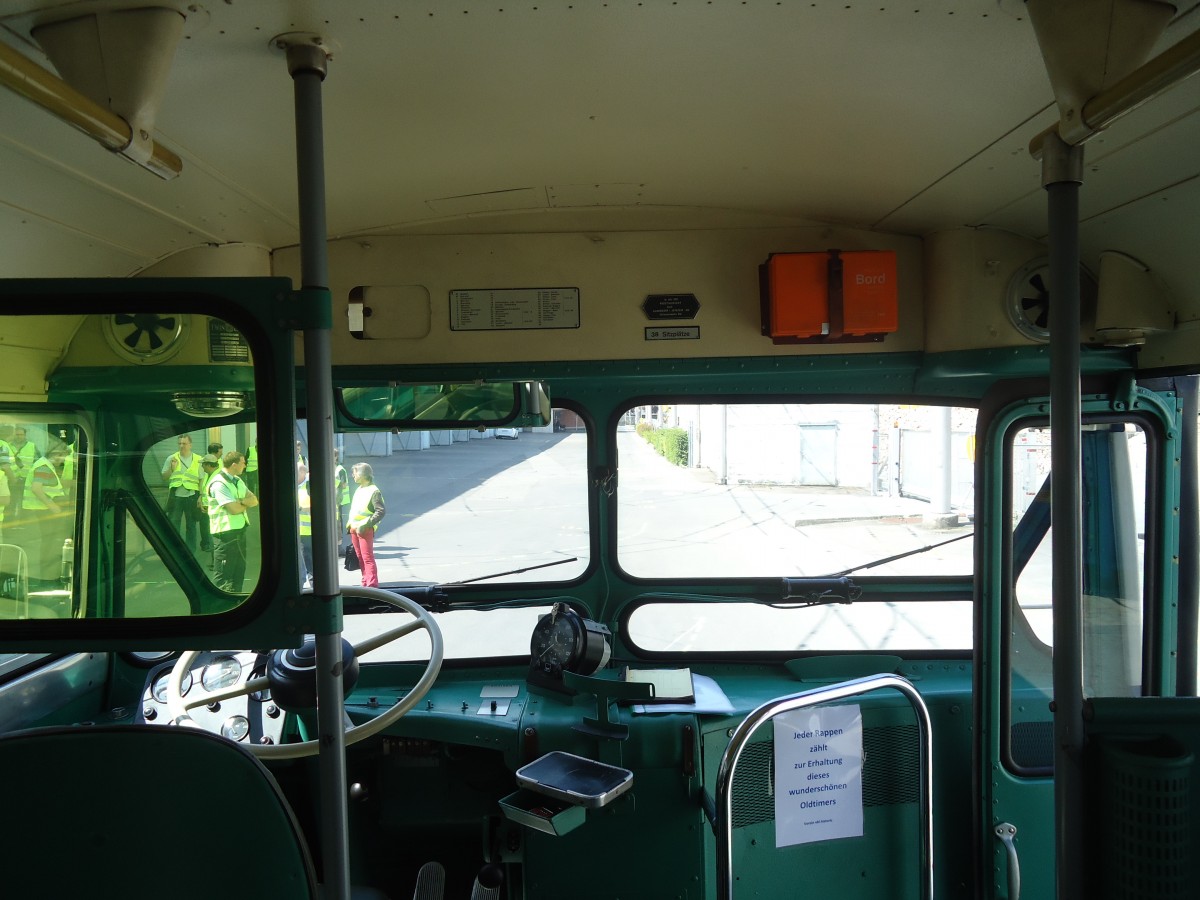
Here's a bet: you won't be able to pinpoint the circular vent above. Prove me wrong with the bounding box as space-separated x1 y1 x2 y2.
103 313 189 364
1005 259 1097 343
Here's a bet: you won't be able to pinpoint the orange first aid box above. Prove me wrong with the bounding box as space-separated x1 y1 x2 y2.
765 250 898 340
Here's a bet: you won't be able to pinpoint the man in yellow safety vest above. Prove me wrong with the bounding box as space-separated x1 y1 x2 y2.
243 440 259 493
207 451 259 593
161 434 203 552
333 448 351 557
198 454 221 554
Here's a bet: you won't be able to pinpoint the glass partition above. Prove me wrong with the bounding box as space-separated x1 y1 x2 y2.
0 310 262 622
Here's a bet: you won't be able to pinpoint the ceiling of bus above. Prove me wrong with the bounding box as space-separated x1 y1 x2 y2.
0 1 1198 310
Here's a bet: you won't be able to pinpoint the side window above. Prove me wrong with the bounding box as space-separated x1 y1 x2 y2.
1007 421 1149 770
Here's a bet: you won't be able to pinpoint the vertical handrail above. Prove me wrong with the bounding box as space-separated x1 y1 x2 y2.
285 39 351 900
714 673 934 900
1043 131 1086 900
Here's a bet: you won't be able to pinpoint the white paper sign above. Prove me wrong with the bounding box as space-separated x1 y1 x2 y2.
772 704 864 847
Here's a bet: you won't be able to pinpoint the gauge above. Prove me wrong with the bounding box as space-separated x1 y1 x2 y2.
221 716 250 741
202 657 243 692
527 603 612 693
151 669 191 704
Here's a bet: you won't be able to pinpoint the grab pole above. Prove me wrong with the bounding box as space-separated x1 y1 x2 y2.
284 37 351 900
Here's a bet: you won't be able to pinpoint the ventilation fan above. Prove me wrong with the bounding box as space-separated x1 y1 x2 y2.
1005 259 1097 343
103 313 189 364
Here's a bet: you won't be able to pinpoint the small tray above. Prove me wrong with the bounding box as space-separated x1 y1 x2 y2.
499 789 586 836
515 750 633 809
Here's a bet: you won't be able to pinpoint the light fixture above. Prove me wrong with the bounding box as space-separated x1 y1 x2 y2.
171 392 247 418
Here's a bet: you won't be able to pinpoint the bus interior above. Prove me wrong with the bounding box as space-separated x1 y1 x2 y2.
1 2 1199 899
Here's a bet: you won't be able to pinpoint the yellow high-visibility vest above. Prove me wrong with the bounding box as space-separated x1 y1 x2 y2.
208 472 248 534
348 483 381 530
167 451 202 493
22 457 65 510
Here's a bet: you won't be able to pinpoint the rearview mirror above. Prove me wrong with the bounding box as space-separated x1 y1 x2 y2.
336 381 551 429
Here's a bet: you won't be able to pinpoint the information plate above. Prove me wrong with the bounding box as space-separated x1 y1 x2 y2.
772 704 864 847
208 319 251 363
645 326 699 341
450 288 580 331
642 293 700 320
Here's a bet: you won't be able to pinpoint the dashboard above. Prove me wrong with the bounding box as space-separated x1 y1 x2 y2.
137 651 287 747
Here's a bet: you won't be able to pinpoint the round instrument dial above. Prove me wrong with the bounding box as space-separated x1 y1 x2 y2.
202 657 243 692
528 603 611 689
152 669 191 704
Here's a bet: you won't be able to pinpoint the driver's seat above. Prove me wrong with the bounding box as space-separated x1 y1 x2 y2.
0 724 318 899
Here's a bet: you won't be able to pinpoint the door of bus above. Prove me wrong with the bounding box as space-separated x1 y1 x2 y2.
977 381 1189 900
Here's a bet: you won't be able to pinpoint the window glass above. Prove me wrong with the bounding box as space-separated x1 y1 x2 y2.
617 403 976 578
343 607 551 661
1009 423 1146 695
0 311 260 622
1006 421 1148 773
627 599 973 653
295 411 589 589
122 508 196 618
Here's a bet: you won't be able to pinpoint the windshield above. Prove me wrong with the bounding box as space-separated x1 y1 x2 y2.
617 402 976 653
617 403 976 578
307 412 589 589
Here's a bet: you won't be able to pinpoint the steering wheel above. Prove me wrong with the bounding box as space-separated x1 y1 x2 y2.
166 586 443 759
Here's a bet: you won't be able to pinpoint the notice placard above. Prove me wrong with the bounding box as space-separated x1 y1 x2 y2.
773 704 864 847
449 288 580 331
208 319 250 363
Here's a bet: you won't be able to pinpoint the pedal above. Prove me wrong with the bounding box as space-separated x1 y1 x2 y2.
411 860 445 900
469 863 503 900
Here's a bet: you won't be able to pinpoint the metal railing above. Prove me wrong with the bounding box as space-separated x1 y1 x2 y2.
714 673 934 900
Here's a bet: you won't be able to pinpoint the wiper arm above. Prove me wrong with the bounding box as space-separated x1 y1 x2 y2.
447 556 579 585
358 558 581 614
822 531 974 578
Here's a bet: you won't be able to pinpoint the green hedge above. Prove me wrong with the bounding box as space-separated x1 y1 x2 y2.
642 427 688 467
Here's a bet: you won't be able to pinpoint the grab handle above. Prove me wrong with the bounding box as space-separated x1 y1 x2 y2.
993 822 1020 900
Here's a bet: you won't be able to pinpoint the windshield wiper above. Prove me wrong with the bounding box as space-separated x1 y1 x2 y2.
446 557 579 585
822 531 974 578
359 557 581 613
